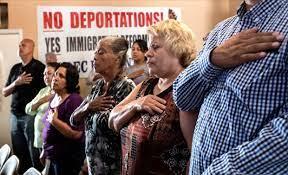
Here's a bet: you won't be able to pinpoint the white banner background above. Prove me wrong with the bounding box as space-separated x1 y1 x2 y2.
37 6 181 77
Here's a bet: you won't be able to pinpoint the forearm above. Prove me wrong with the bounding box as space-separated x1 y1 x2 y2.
31 100 45 111
52 118 83 139
109 104 137 132
70 101 89 128
2 82 16 97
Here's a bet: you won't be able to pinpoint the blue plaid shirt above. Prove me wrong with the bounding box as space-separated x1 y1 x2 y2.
173 0 288 174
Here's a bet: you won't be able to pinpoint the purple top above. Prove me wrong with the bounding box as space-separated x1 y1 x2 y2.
42 93 84 160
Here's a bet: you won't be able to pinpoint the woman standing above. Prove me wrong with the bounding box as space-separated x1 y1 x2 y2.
109 20 198 175
70 36 135 175
25 62 59 160
42 62 85 175
125 39 148 85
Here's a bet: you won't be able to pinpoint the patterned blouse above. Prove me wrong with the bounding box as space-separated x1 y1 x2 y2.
120 78 190 175
71 78 135 175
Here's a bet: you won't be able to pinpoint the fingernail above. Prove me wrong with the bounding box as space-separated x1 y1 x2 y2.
272 32 284 40
272 42 280 47
259 52 267 57
277 35 284 40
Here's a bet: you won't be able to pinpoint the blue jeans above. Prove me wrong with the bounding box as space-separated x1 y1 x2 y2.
10 114 43 173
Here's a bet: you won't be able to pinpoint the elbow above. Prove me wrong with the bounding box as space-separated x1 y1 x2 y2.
71 130 83 140
108 113 121 133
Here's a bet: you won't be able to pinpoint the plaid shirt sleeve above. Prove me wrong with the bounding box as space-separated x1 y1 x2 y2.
203 110 288 175
173 40 223 112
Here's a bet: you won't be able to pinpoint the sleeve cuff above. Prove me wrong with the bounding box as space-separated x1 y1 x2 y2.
199 48 223 82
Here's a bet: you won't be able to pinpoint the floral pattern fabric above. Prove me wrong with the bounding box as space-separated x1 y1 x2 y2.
74 78 135 175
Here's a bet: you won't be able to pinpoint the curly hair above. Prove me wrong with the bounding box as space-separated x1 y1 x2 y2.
147 19 197 68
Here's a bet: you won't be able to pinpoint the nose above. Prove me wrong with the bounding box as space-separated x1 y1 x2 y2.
145 49 153 59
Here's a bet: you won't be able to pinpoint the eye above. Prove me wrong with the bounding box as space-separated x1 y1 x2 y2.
150 43 161 51
96 49 105 55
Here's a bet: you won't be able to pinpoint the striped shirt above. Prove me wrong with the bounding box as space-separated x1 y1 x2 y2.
173 0 288 174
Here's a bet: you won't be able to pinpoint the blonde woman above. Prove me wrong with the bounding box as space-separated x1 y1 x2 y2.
109 20 198 175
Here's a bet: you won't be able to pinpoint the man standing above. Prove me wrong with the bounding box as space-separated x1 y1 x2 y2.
2 38 45 173
173 0 288 174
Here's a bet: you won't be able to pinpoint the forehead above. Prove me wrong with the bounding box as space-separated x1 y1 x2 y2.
99 39 112 48
132 42 140 47
20 40 33 47
45 66 56 72
149 36 162 44
56 67 67 75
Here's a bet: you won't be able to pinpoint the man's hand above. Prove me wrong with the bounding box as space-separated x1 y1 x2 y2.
211 28 284 69
14 71 33 86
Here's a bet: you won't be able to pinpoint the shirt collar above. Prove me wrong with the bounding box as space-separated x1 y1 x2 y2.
237 0 286 20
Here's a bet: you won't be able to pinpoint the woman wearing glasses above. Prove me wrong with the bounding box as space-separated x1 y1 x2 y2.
109 20 198 175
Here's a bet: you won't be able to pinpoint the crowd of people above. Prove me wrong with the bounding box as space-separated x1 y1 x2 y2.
1 0 288 174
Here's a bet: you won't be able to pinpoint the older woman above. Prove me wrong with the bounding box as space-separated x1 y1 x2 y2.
125 39 148 85
41 62 85 175
70 36 135 175
109 19 198 175
25 62 59 169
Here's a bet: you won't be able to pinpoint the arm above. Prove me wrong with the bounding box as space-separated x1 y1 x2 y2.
2 72 32 97
70 97 91 128
126 69 145 79
70 94 115 128
30 94 52 111
173 28 284 112
179 110 198 175
109 83 166 132
108 84 141 132
47 109 82 140
25 88 52 115
203 111 288 174
180 110 198 150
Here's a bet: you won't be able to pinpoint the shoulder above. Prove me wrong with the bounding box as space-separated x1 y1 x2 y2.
91 78 104 92
31 58 45 68
141 77 157 87
38 86 50 94
68 93 83 102
118 78 136 88
11 63 22 71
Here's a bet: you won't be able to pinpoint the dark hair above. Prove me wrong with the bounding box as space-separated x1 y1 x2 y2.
58 62 80 94
46 62 60 70
133 39 148 53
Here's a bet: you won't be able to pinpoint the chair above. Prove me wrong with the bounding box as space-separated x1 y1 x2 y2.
0 144 11 170
23 167 42 175
0 155 19 175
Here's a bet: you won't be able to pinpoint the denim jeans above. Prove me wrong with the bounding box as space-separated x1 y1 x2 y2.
10 113 43 173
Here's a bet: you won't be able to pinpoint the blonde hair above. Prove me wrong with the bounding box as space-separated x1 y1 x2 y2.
147 19 197 67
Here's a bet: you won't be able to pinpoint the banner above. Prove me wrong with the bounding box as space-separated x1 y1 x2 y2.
37 6 180 77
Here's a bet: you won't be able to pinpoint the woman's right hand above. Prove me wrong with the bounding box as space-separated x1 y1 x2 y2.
133 95 166 114
38 93 53 104
88 96 115 112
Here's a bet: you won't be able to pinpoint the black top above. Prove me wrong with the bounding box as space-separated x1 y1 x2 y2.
5 58 46 116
